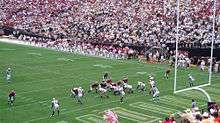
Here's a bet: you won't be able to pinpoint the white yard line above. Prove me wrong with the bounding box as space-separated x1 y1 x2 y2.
75 114 104 123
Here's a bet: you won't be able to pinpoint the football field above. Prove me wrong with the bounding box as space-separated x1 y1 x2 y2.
0 42 220 123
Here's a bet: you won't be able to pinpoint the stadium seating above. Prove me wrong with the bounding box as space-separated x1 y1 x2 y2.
1 0 220 48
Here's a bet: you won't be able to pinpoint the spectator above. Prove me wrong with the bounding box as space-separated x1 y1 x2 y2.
195 114 202 123
213 112 220 123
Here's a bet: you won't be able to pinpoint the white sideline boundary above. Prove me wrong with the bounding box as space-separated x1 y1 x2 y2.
0 37 31 46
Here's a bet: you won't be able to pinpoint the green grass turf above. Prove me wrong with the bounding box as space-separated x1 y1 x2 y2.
0 42 220 123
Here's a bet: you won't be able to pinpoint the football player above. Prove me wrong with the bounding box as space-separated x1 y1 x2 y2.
51 98 60 116
123 82 133 93
71 87 84 104
188 74 195 87
103 72 109 81
118 86 125 103
122 76 128 83
137 81 146 92
98 84 109 98
5 68 12 82
164 68 171 79
150 85 160 102
8 90 16 106
77 87 84 104
149 79 156 89
200 60 206 71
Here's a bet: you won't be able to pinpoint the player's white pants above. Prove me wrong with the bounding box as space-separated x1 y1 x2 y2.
99 88 107 93
125 85 132 89
78 93 83 97
120 91 125 97
153 92 159 97
6 74 11 81
200 65 205 71
8 96 14 102
53 104 60 111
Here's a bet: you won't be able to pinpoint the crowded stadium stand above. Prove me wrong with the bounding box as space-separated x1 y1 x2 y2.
1 0 220 58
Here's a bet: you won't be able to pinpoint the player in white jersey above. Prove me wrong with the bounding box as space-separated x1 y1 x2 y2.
98 84 109 98
77 87 84 104
149 79 156 88
148 75 154 81
118 86 125 103
150 86 160 102
123 82 133 93
71 87 84 104
5 68 12 82
200 60 206 71
51 98 60 116
188 74 195 87
137 81 146 92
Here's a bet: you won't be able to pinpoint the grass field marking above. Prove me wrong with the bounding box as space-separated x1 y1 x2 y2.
26 94 149 123
136 72 147 75
57 58 74 62
203 86 220 94
129 102 179 115
161 95 191 105
0 48 16 51
87 117 104 123
182 90 219 102
108 107 160 123
93 64 112 68
75 114 104 123
27 52 42 56
158 96 189 109
56 121 68 123
143 103 179 113
38 100 47 104
179 91 207 101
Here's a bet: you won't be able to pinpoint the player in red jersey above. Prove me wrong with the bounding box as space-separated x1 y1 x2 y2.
8 90 16 106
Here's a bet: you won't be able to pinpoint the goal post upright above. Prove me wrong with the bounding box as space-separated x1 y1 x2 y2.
173 0 180 94
209 0 217 85
173 0 217 102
